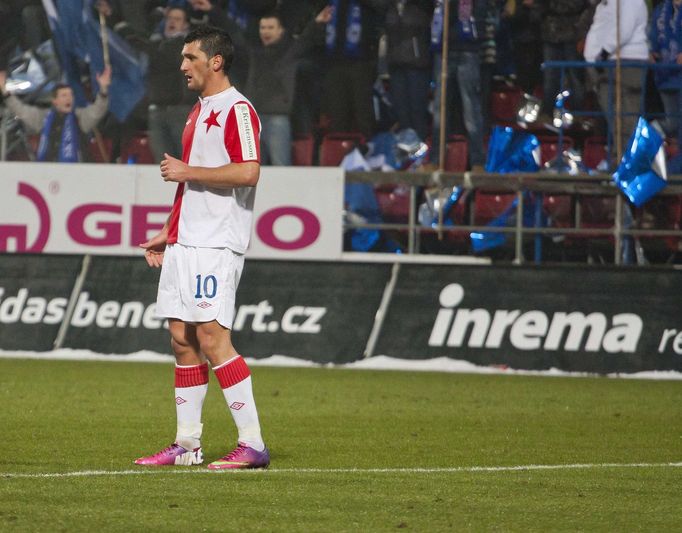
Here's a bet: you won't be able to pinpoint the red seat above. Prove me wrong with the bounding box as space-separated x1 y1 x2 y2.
319 132 365 166
473 191 515 226
665 137 679 160
88 136 113 163
640 195 682 252
582 136 607 169
120 133 155 164
490 88 523 124
444 135 468 172
375 184 411 223
291 135 314 166
538 135 574 164
543 194 573 228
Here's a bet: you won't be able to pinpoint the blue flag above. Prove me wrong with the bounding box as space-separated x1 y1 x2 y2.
41 0 148 122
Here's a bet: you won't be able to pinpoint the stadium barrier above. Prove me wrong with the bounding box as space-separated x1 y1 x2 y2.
1 253 682 374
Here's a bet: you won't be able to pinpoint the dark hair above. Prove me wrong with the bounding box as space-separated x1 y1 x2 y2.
184 25 234 74
259 11 284 27
166 6 189 23
52 83 72 98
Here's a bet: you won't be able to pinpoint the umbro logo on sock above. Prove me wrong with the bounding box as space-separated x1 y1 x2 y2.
229 402 245 410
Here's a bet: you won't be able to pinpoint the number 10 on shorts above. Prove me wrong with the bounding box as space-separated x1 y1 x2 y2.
195 274 218 299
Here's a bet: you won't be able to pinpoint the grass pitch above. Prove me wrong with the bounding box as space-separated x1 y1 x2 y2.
1 358 681 532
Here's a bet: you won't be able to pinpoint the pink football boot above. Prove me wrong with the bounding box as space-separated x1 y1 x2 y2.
134 443 203 466
207 443 270 470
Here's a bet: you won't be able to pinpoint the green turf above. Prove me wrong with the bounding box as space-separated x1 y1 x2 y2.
1 358 680 532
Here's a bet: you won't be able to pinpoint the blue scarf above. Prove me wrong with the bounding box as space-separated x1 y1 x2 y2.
37 110 80 163
653 1 682 88
326 0 362 58
227 0 249 30
431 0 478 52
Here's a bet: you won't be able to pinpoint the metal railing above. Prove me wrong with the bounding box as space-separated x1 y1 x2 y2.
345 169 682 266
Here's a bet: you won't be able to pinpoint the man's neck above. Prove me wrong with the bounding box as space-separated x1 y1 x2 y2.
201 77 231 98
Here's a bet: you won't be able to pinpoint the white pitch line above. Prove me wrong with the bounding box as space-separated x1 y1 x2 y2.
2 462 681 480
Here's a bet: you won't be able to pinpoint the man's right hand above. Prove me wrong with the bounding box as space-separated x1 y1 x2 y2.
139 227 169 268
0 71 7 96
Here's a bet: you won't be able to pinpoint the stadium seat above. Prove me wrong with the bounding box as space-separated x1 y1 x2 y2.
490 87 523 124
374 184 411 223
665 137 679 160
538 135 574 165
543 194 573 228
120 133 155 164
582 136 607 170
473 190 515 226
291 135 314 166
444 135 468 172
319 132 365 166
88 135 113 163
640 195 682 253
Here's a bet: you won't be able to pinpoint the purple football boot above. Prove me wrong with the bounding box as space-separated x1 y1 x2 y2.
134 443 203 466
207 442 270 470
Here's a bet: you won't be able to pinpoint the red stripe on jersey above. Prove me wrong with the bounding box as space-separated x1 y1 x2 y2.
175 363 209 388
167 103 200 244
214 356 251 389
224 101 260 163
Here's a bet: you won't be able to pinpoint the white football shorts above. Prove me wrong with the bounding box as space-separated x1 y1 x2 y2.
155 243 244 329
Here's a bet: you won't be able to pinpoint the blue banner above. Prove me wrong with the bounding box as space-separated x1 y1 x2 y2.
42 0 148 121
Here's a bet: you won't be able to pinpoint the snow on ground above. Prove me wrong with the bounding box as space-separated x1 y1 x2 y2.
1 349 681 381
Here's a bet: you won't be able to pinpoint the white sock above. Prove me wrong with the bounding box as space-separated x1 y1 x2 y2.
174 363 209 450
214 356 265 451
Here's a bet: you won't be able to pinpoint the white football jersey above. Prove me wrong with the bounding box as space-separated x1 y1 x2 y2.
167 86 261 252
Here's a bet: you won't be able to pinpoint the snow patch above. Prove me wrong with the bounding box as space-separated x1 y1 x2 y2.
0 349 680 380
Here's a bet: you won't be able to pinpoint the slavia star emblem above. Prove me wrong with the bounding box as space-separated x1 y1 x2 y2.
204 109 221 132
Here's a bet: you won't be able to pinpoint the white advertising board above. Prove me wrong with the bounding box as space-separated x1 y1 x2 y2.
0 162 343 260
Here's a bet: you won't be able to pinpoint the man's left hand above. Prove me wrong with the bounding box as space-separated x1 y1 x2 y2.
161 152 191 182
96 65 112 93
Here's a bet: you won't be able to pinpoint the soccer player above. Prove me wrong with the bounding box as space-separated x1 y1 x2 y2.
135 25 268 470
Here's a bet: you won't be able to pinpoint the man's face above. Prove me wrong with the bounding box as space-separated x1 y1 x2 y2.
165 8 189 38
181 40 213 93
52 87 74 113
259 17 284 46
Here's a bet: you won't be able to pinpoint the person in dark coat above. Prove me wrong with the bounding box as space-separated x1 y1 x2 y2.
193 0 332 165
384 0 433 140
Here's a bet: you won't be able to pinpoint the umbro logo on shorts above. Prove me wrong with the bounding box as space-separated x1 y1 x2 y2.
229 402 245 410
197 301 213 309
175 396 187 405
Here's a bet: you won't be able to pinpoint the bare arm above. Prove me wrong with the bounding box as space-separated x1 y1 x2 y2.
160 152 260 188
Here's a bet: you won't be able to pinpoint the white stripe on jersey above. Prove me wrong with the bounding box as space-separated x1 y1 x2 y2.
234 103 257 161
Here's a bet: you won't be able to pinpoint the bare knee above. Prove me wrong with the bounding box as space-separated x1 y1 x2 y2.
169 320 202 365
196 322 237 366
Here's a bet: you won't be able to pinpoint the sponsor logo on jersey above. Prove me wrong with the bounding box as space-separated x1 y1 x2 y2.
234 103 257 161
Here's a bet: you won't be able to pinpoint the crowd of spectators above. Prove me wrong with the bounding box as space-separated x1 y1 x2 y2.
0 0 680 169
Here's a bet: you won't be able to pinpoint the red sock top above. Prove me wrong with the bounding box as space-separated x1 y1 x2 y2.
214 356 251 389
175 363 209 388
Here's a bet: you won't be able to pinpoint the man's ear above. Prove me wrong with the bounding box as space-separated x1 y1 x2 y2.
212 55 224 73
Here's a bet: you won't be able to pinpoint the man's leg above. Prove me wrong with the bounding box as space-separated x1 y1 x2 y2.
135 319 207 466
456 52 486 168
196 320 269 469
263 115 292 166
